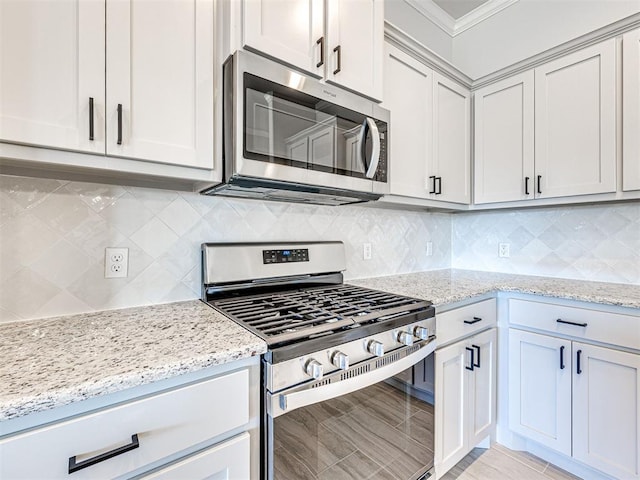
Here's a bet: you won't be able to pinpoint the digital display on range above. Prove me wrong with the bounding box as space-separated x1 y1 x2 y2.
263 248 309 264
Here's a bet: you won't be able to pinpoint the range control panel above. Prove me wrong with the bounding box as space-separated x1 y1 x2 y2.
263 248 309 264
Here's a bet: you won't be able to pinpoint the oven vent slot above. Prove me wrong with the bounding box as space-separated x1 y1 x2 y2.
340 364 371 380
310 378 332 388
376 351 401 368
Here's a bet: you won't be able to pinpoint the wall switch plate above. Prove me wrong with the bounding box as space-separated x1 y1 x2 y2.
499 243 510 258
363 243 372 260
105 247 129 278
426 241 433 256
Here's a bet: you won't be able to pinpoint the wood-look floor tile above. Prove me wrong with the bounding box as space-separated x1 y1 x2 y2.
440 448 487 479
396 408 435 450
318 451 384 480
273 447 318 480
492 443 548 473
543 463 583 480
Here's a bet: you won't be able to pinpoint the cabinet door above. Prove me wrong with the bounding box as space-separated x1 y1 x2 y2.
431 73 471 204
243 0 324 77
474 72 535 204
573 343 640 479
435 341 468 475
325 0 383 101
508 329 572 455
383 44 433 199
468 328 496 449
534 39 616 199
141 433 250 479
106 0 214 168
623 29 640 192
0 0 105 153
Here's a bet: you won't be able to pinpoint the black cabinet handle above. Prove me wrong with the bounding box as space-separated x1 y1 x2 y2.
576 349 583 374
465 347 475 371
464 317 482 325
436 176 442 195
333 45 341 75
117 104 123 145
537 175 542 194
316 36 324 68
69 434 139 474
560 345 565 370
525 176 530 195
472 345 481 368
556 318 588 328
89 97 94 141
429 175 436 194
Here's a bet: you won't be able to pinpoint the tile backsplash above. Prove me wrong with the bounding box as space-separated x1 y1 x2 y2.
1 174 638 322
0 175 451 322
452 203 640 285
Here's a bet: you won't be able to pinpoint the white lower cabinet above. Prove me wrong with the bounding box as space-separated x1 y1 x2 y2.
141 433 250 480
435 328 496 478
509 328 640 479
0 366 256 480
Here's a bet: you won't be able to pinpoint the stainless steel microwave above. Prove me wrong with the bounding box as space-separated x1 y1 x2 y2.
201 50 390 206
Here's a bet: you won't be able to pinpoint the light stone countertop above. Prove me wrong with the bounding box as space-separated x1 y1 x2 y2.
0 300 266 422
349 269 640 309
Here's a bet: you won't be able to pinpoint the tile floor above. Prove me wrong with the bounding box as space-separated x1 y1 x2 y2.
441 443 582 480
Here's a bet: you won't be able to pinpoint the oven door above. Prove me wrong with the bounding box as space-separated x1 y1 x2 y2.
265 338 436 480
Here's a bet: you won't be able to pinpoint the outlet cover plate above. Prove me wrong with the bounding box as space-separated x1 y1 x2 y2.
105 247 129 278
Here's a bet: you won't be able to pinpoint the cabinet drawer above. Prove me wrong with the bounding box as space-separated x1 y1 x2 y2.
437 299 497 346
0 369 249 479
509 299 640 351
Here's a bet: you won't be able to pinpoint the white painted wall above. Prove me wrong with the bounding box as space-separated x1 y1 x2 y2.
452 0 640 79
385 0 454 61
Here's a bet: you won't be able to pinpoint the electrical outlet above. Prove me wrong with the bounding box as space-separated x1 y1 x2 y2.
105 247 129 278
499 243 510 258
426 241 433 256
363 243 372 260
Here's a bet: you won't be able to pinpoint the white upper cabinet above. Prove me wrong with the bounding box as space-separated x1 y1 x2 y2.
106 0 214 168
383 45 433 198
534 39 617 199
243 0 323 76
474 72 534 204
623 28 640 192
0 0 105 154
431 73 471 204
241 0 383 100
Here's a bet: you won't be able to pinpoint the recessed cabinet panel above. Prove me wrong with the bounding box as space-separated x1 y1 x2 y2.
474 72 534 204
243 0 323 76
384 45 433 199
432 73 471 204
623 29 640 192
573 342 640 479
508 329 572 456
0 0 105 153
534 39 616 198
106 0 214 168
468 328 496 448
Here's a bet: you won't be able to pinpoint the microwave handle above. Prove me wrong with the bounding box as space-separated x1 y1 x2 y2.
270 336 436 418
363 117 381 179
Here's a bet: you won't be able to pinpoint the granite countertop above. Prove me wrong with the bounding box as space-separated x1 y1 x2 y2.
0 300 267 423
349 269 640 309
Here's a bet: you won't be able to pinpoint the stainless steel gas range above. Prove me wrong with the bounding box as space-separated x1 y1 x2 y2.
202 241 436 480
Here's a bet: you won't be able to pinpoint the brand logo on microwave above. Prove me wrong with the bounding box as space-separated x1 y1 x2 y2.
323 89 337 98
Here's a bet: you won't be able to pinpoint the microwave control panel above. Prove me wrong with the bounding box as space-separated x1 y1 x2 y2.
263 249 309 264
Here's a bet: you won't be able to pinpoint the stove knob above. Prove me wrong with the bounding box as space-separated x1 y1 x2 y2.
304 359 324 380
413 326 429 340
367 340 385 357
397 331 414 346
331 351 349 370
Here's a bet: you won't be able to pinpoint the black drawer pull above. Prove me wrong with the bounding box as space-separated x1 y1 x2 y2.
436 176 442 195
333 45 341 75
464 317 482 325
576 349 583 375
537 175 542 194
117 104 123 145
316 36 324 68
465 347 475 371
556 318 588 328
560 345 565 370
89 97 94 141
472 344 481 368
68 434 139 474
524 176 530 195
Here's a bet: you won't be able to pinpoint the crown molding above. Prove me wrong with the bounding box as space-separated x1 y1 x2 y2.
405 0 519 37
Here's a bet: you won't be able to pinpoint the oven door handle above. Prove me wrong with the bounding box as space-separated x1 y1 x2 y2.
269 337 436 418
